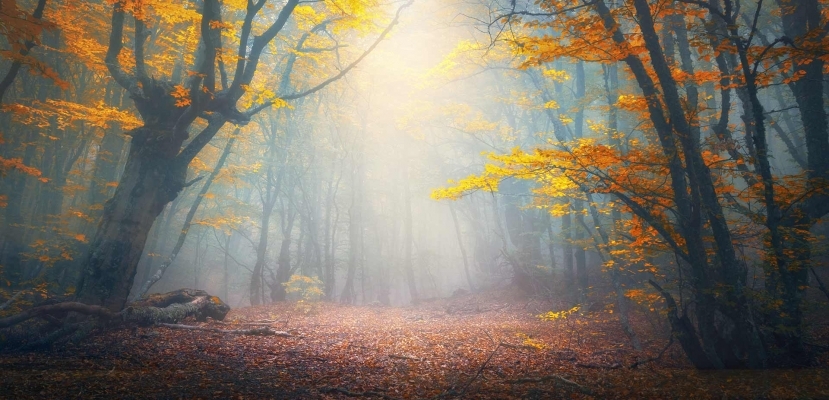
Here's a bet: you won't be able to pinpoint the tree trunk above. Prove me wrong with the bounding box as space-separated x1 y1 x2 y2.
561 205 575 304
341 156 363 304
572 61 589 305
449 204 474 291
401 170 418 304
134 134 236 300
603 62 642 351
75 125 190 312
271 203 296 303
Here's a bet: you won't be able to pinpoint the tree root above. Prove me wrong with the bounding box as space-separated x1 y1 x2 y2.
20 322 81 351
0 302 117 329
158 323 291 336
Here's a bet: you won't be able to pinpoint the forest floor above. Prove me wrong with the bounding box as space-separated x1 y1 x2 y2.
1 289 828 399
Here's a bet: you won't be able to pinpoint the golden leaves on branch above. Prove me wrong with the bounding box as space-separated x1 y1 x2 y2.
4 100 141 130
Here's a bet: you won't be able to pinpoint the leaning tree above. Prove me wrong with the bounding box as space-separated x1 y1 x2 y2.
71 0 412 313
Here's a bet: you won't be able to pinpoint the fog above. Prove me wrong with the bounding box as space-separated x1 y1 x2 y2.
1 0 828 374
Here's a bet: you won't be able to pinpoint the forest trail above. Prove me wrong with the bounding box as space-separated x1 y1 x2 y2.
1 290 827 399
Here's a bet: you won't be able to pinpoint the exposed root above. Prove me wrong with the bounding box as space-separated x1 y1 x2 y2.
0 302 117 329
20 322 81 351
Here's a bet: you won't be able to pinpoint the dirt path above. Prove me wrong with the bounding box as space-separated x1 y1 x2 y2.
1 293 827 399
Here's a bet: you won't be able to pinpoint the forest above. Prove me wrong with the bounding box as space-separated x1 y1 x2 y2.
1 0 828 398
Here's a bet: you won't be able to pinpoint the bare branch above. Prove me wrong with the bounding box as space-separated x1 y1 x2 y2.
230 0 301 98
612 191 692 264
246 0 414 116
134 17 150 86
231 0 268 92
0 0 48 104
175 114 226 166
0 291 24 311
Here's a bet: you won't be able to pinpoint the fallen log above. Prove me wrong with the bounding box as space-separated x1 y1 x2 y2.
123 289 230 325
0 288 231 347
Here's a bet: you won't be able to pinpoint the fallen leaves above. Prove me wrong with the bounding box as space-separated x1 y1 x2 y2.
1 290 827 399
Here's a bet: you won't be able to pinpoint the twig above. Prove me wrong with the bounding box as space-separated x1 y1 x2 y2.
388 354 421 361
482 329 496 345
505 374 594 395
549 350 577 361
629 335 674 369
158 323 291 336
0 291 23 311
575 362 622 369
183 175 205 188
810 267 829 302
459 342 502 395
319 387 400 399
499 342 537 351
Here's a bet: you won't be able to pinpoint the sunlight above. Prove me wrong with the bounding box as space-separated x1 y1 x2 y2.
1 0 828 397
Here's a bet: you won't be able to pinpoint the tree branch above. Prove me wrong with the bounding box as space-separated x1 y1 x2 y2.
230 0 300 98
612 191 691 264
281 0 413 101
134 17 150 87
0 0 48 104
104 2 138 93
175 116 226 173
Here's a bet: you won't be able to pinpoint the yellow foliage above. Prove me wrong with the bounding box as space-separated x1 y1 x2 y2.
515 333 547 350
538 305 580 321
283 274 325 302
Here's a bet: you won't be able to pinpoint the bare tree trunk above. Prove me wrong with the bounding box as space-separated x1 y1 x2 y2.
341 152 363 304
133 134 236 300
271 196 297 302
572 61 589 306
401 169 418 304
449 204 474 291
603 62 642 351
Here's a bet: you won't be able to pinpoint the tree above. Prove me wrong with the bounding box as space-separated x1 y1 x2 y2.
74 0 413 311
434 0 828 368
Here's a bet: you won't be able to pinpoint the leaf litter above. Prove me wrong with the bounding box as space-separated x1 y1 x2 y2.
1 289 827 399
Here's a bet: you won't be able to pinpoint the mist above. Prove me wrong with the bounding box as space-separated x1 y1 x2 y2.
1 0 828 397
